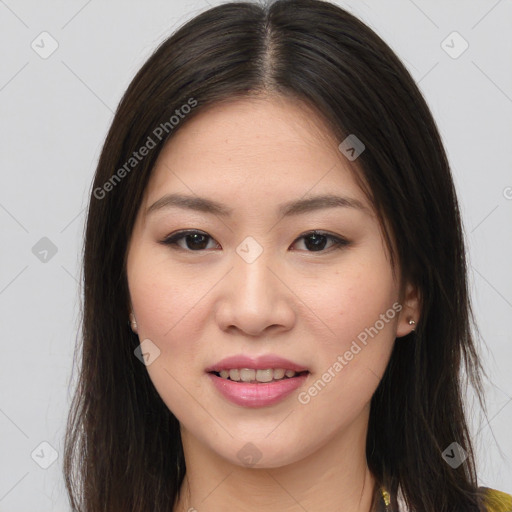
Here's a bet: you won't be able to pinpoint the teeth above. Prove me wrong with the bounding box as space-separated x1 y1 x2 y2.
273 368 286 379
256 369 273 382
216 368 301 382
229 369 240 381
240 368 256 382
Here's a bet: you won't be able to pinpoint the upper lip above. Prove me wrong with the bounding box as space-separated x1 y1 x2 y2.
205 354 309 373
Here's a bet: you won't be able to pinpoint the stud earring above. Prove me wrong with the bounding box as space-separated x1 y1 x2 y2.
408 318 416 331
129 312 138 333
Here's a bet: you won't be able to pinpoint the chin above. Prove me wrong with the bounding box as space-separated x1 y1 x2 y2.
206 435 317 470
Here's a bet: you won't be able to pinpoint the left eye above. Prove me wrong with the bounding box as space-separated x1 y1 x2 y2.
160 230 350 253
292 231 350 252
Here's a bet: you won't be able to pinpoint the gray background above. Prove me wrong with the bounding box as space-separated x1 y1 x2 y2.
1 0 511 509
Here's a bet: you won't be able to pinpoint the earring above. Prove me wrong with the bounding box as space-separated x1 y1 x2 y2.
408 318 416 331
129 312 138 333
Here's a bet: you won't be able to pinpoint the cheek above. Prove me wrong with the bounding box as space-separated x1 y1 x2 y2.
127 249 204 356
310 254 398 340
304 251 399 389
127 257 213 419
294 279 398 437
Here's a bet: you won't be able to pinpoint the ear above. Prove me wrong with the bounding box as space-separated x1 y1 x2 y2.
395 281 421 338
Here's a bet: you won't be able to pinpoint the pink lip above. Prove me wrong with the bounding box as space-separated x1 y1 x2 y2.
205 354 310 408
207 372 309 408
205 354 308 373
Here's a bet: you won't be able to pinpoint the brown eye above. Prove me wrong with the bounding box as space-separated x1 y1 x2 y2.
161 230 219 251
291 231 350 253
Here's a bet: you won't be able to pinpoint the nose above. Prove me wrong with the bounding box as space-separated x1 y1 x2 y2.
214 247 296 337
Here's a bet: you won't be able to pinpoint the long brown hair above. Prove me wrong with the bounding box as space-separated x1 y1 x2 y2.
63 1 487 510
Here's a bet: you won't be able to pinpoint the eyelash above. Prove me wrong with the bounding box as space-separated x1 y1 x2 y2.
160 229 350 254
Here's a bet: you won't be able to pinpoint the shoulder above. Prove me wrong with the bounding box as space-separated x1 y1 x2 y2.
480 487 512 512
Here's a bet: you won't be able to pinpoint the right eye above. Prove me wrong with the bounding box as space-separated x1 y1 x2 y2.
160 230 220 251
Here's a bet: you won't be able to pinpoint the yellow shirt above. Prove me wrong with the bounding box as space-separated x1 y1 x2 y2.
481 487 512 512
379 485 512 511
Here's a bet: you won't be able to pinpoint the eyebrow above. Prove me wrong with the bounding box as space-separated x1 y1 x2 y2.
146 193 369 218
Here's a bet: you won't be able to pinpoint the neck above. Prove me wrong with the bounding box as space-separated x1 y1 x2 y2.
174 410 377 512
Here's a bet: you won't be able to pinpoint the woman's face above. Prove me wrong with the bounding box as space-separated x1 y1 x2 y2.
126 95 418 468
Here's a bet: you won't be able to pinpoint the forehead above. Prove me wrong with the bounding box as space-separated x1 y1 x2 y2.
162 95 339 161
143 95 368 212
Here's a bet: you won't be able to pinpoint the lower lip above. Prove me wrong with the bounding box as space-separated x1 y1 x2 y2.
207 372 309 408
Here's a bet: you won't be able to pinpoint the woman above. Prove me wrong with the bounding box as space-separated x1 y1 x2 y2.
63 0 512 510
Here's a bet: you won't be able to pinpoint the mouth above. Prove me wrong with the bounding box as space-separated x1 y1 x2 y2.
205 355 310 407
208 368 310 383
